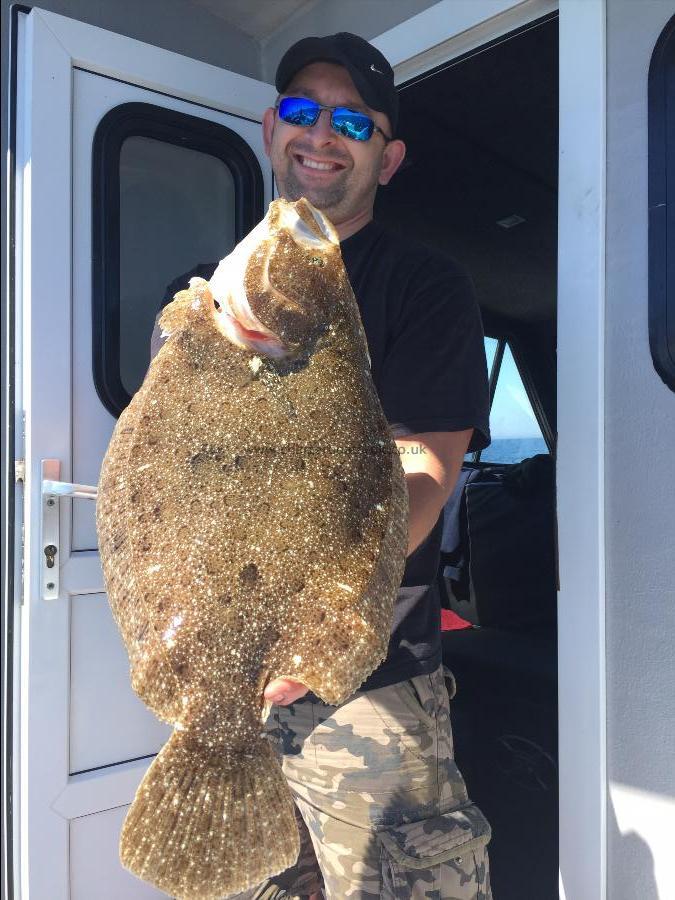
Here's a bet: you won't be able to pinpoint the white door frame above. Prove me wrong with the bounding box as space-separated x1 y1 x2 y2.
377 2 607 899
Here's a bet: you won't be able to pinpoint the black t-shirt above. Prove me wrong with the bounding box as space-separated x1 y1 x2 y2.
159 219 491 692
338 220 490 690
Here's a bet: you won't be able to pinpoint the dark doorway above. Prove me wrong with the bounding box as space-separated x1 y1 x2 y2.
376 14 559 900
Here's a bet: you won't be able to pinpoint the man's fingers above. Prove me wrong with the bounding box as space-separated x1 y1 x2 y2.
264 676 309 706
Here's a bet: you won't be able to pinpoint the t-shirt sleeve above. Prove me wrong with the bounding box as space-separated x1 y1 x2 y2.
377 268 491 453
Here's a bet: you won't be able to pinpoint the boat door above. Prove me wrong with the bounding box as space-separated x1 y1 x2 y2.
11 8 274 897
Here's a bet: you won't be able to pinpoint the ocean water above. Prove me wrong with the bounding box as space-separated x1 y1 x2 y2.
468 436 549 465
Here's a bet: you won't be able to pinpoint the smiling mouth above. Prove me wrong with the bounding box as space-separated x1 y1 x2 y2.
294 154 346 173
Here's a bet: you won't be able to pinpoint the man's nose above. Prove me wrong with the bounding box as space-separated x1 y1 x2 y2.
306 108 336 143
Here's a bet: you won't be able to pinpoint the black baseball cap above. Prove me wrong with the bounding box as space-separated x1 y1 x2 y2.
275 32 399 135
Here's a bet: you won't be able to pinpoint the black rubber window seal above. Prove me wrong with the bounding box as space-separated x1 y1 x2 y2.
648 14 675 392
92 101 265 418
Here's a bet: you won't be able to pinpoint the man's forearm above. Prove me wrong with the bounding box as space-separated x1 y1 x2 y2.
404 471 451 556
396 429 472 557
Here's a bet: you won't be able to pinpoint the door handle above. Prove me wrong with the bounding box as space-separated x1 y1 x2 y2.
41 460 98 600
43 479 98 500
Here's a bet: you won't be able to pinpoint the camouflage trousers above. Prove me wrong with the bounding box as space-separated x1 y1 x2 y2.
255 664 492 899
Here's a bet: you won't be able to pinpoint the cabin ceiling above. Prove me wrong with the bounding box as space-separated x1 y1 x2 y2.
185 0 439 72
190 0 318 41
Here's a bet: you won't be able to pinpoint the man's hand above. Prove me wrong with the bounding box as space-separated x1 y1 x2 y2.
264 677 309 706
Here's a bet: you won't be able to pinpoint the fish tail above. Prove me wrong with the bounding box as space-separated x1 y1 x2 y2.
119 729 300 899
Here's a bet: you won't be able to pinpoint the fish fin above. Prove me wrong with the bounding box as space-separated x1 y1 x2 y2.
158 278 211 336
119 729 299 899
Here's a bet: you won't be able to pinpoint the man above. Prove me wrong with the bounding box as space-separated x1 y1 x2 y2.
253 32 493 900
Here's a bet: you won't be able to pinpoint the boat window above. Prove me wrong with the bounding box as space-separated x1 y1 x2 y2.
468 338 548 464
484 335 499 375
648 14 675 392
92 103 264 417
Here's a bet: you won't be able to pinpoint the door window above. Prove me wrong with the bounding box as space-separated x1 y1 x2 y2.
118 136 235 397
649 14 675 392
92 102 265 417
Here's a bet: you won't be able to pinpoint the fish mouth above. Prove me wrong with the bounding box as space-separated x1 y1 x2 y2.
207 200 339 358
211 285 288 358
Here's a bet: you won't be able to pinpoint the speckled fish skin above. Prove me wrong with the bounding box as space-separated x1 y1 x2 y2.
96 197 409 899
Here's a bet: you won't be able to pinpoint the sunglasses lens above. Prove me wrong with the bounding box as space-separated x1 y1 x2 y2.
332 109 375 141
278 98 377 141
278 97 320 127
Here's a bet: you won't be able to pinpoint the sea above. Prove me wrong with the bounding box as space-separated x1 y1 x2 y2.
468 436 549 465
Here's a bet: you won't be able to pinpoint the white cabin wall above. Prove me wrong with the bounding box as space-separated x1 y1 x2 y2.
0 0 260 76
260 0 439 82
605 1 675 898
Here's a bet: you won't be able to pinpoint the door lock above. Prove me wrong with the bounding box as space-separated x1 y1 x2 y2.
44 544 57 568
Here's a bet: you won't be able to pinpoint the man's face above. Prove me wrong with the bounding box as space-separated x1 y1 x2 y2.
262 62 405 229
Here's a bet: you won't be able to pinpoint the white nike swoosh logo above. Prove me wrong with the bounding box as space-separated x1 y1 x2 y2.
370 64 384 74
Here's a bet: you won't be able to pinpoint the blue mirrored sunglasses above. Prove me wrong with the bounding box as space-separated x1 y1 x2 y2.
276 96 392 143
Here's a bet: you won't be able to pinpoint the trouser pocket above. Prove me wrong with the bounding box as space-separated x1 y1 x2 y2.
378 803 492 899
442 664 457 700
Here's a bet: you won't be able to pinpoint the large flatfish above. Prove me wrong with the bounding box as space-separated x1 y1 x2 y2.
96 197 409 898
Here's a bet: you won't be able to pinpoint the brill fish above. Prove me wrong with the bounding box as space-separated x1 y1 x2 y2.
96 197 409 899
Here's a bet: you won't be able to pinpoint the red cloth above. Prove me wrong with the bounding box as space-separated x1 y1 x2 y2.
441 608 473 631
